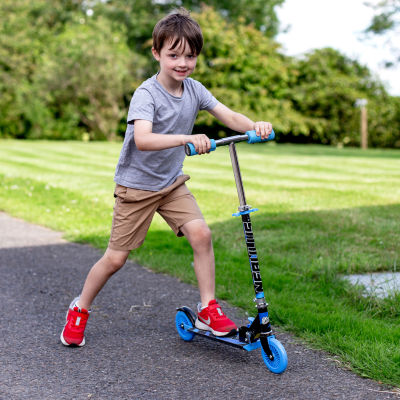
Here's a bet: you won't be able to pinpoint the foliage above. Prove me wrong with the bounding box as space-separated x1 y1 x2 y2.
167 0 285 36
0 1 399 146
365 0 400 35
28 18 143 140
0 0 96 137
367 95 400 147
364 0 400 67
192 7 307 138
0 0 47 137
93 0 284 52
289 48 400 146
0 0 147 140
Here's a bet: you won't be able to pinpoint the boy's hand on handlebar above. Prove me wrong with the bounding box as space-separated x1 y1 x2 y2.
254 121 273 140
186 134 211 155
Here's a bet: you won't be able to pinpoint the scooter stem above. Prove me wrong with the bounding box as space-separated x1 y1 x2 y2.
228 142 264 296
229 143 247 209
228 142 274 359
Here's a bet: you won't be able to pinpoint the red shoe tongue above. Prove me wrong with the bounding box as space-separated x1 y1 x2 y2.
208 300 218 308
73 306 89 314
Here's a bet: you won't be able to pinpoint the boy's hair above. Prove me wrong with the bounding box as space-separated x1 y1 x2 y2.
152 8 203 56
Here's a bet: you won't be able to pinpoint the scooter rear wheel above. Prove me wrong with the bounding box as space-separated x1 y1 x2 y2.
261 337 288 374
175 310 195 342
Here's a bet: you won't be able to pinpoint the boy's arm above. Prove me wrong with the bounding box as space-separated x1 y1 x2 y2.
134 119 211 154
208 103 273 140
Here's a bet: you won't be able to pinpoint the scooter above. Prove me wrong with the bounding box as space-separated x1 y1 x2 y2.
175 130 288 374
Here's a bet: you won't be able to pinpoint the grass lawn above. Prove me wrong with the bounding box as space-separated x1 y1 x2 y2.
0 139 399 385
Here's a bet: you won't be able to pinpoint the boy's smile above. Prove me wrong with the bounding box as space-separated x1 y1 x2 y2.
152 38 198 95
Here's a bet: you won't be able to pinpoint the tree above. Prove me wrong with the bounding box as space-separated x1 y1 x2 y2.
0 0 48 137
364 0 400 66
0 0 88 138
1 1 399 146
176 0 285 35
290 48 400 147
0 0 147 140
92 0 284 55
28 18 146 140
190 6 307 139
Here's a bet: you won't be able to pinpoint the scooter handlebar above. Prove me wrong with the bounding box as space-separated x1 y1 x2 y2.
185 139 217 156
246 129 275 143
185 129 275 156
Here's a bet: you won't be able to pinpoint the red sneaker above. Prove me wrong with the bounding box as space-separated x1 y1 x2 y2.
60 298 90 346
195 299 237 337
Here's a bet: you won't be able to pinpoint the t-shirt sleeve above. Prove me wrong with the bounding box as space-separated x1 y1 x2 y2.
127 88 155 124
197 82 219 111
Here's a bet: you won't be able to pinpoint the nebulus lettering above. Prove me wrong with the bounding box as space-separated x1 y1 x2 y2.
243 220 263 292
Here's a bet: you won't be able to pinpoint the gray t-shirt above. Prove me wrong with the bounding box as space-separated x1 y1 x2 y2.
114 75 218 190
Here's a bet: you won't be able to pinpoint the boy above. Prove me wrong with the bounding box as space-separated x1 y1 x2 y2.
61 8 273 346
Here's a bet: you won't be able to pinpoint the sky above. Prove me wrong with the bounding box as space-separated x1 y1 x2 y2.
276 0 400 96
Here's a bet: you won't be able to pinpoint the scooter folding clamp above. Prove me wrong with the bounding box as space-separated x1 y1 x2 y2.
254 297 268 308
232 205 259 217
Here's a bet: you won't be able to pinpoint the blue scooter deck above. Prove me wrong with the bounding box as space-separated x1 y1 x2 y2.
187 327 262 352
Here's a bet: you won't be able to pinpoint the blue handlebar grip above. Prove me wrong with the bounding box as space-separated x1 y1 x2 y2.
246 129 275 144
185 139 216 156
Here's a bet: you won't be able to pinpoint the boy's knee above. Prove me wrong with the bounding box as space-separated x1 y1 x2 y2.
190 223 212 247
200 224 212 242
104 249 129 274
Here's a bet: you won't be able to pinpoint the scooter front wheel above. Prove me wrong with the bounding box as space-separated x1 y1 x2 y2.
175 310 195 342
261 337 288 374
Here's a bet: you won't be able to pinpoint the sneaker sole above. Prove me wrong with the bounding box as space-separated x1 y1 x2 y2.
60 329 85 347
195 319 237 337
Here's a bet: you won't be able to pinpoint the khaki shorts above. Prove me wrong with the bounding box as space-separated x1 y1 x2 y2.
108 175 203 251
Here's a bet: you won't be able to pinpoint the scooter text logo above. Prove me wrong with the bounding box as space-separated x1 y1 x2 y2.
243 221 262 292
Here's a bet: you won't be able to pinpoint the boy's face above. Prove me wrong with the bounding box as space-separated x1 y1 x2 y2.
152 38 197 84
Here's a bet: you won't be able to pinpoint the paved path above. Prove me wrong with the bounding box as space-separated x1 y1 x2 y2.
0 212 398 400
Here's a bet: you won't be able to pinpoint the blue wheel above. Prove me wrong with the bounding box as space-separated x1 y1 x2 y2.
175 311 195 341
261 337 288 374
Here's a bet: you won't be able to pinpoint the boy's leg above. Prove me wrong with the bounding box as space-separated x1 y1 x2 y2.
158 178 237 336
78 247 130 310
61 247 129 346
179 219 215 307
78 181 158 310
62 182 157 346
180 218 237 337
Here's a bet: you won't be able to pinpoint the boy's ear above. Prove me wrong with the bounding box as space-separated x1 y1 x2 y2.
152 47 160 61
